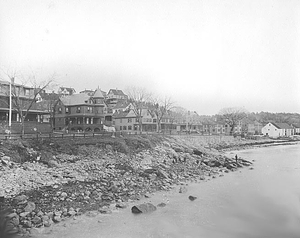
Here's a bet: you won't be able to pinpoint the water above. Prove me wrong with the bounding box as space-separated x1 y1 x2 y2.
40 144 300 238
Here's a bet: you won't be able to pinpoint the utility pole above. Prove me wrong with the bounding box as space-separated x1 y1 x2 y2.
9 77 13 132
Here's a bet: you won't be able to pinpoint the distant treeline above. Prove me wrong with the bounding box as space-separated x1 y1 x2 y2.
247 112 300 125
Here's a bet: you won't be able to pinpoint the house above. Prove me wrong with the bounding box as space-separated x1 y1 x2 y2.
291 123 300 135
35 92 60 124
261 122 294 138
53 88 106 132
106 89 128 108
246 120 263 135
113 110 138 132
58 87 76 96
113 108 156 132
0 80 51 133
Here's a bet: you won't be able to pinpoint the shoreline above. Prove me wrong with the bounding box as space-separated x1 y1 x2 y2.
0 136 297 237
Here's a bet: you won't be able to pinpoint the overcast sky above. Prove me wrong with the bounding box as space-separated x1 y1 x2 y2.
0 0 299 115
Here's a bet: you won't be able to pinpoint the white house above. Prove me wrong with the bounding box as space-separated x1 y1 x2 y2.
262 122 294 138
291 123 300 135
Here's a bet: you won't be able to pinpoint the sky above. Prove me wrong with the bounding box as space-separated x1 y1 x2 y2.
0 0 299 115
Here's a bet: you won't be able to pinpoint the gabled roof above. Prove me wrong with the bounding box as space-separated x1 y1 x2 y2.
113 100 130 109
108 89 127 96
113 110 130 118
60 93 90 106
93 88 105 98
270 122 293 129
39 92 59 101
59 87 76 94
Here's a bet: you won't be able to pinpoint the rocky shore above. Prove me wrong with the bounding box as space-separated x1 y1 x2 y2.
0 135 269 237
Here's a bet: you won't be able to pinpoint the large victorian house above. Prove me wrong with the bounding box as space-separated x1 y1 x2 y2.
53 88 106 132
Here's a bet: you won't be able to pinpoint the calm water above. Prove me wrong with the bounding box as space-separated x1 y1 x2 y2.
40 144 300 238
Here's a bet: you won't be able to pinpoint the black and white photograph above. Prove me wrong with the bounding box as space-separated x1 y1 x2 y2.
0 0 300 237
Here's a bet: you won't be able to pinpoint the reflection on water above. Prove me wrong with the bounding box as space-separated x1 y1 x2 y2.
41 144 300 238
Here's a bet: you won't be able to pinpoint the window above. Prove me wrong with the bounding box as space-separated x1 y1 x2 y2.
24 89 30 96
128 125 132 130
65 107 69 113
119 126 122 131
123 126 127 130
136 118 139 122
58 107 62 114
128 118 132 123
153 119 157 123
77 107 81 113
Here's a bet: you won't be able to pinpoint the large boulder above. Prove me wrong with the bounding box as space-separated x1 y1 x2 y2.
131 203 157 214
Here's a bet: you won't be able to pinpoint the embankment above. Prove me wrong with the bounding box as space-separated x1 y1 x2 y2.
0 135 272 236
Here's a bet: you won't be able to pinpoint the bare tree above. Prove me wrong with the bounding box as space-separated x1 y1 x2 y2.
126 87 151 132
148 96 175 132
1 70 56 135
218 107 248 135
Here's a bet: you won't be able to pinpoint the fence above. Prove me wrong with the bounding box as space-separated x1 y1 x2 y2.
0 130 237 143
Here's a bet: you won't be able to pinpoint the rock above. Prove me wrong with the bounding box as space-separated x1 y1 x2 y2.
53 215 62 223
116 202 127 209
106 144 113 151
5 213 19 228
54 211 62 217
67 210 76 216
144 193 151 198
131 203 157 214
32 216 42 225
157 169 169 179
188 196 197 201
99 207 112 214
22 220 32 228
37 211 44 217
157 203 166 207
20 212 30 218
1 156 11 165
179 186 188 193
193 149 204 156
173 146 184 153
43 220 52 227
13 195 28 205
48 160 60 168
24 202 36 213
42 215 50 222
86 211 98 217
46 212 54 219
